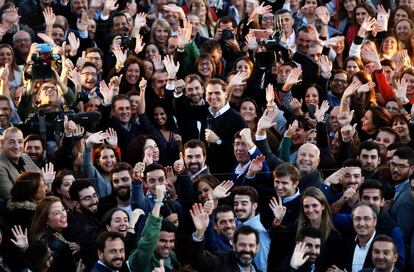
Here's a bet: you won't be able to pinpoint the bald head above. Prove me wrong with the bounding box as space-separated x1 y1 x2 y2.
296 143 320 175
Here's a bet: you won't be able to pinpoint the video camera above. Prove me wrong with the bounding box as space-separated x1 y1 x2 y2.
29 43 61 80
25 110 101 142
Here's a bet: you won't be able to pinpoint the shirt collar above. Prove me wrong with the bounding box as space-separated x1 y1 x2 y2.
283 189 300 204
191 165 208 180
355 230 376 248
97 261 118 272
235 161 251 176
209 103 230 118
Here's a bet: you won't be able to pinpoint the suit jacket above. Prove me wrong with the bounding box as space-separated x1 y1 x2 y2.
359 268 399 272
90 262 114 272
390 182 414 244
0 152 39 202
342 235 375 271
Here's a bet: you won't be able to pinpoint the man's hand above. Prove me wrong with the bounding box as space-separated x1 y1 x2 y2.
315 6 330 25
86 131 108 148
340 123 357 143
239 128 254 150
290 242 310 269
190 203 210 239
43 7 56 27
319 55 332 76
105 128 118 148
315 100 329 123
337 110 354 127
393 78 409 104
155 185 166 201
246 154 265 177
42 162 56 190
269 196 287 222
163 55 180 79
283 67 302 91
133 162 145 180
257 109 277 133
284 120 299 138
173 152 185 174
205 129 220 143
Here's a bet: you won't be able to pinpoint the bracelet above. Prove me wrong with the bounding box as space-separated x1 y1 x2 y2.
154 199 164 206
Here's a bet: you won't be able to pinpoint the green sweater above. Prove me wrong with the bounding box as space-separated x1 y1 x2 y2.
128 215 180 272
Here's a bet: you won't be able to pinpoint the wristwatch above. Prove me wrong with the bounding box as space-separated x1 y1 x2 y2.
216 139 222 145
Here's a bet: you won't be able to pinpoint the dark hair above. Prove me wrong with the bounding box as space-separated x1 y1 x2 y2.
273 163 300 183
160 200 180 218
85 47 104 58
125 135 158 167
193 174 220 192
206 78 227 91
184 139 207 157
93 144 118 173
69 180 94 202
370 106 392 130
96 231 125 252
381 59 397 70
11 171 43 202
233 225 259 245
149 101 178 131
359 179 384 199
392 147 414 164
387 142 406 151
352 3 376 25
377 127 400 143
160 218 177 233
110 162 133 182
275 9 293 16
81 61 98 72
24 134 46 150
296 227 322 242
232 186 258 204
24 239 50 272
101 208 129 227
216 16 237 29
144 163 165 179
194 53 216 78
373 234 398 254
215 204 234 217
51 169 76 197
342 159 362 168
359 141 380 156
111 94 130 109
201 39 222 54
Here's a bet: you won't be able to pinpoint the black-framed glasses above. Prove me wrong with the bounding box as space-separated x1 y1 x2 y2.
388 161 410 170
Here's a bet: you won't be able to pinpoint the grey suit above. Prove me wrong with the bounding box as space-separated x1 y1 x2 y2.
0 152 39 201
390 182 414 244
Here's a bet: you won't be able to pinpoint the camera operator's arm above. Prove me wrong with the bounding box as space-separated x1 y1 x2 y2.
53 69 76 109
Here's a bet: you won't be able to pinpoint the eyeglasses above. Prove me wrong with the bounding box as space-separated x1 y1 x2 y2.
353 216 374 222
386 106 399 111
81 72 97 77
233 142 247 148
14 38 31 44
79 193 99 202
388 161 410 170
333 78 348 84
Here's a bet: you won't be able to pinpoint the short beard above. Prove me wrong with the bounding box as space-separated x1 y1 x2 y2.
235 251 255 267
115 187 130 202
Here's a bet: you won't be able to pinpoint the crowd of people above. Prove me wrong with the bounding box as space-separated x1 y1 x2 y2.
0 0 412 271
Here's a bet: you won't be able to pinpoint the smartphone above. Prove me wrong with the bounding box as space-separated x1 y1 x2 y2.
308 104 316 119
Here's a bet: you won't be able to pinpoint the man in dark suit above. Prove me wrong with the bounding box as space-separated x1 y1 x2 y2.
342 203 378 272
0 127 39 203
360 234 400 272
91 232 125 272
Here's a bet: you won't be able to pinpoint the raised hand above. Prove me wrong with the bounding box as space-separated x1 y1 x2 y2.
340 123 357 143
315 100 329 122
358 17 377 36
68 32 80 55
357 81 376 93
126 0 137 16
152 259 165 272
212 180 234 200
245 33 258 50
325 36 345 48
134 34 145 54
257 109 277 132
165 166 177 184
337 110 354 127
77 11 89 32
173 152 185 174
190 203 210 235
290 242 310 269
76 51 86 70
393 78 409 104
319 55 332 76
253 2 273 17
290 98 303 115
134 12 147 29
376 4 390 32
284 120 299 138
239 128 254 150
100 80 114 105
177 19 192 49
105 128 118 147
133 162 145 180
86 131 108 148
163 55 180 79
228 71 247 88
269 196 287 222
130 208 145 228
324 168 345 186
342 81 361 98
284 67 302 87
0 24 9 38
10 225 29 250
104 0 119 12
315 6 330 25
43 7 56 27
42 162 55 190
247 154 265 177
0 63 9 81
151 54 164 71
109 74 122 95
143 146 155 165
113 44 127 69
